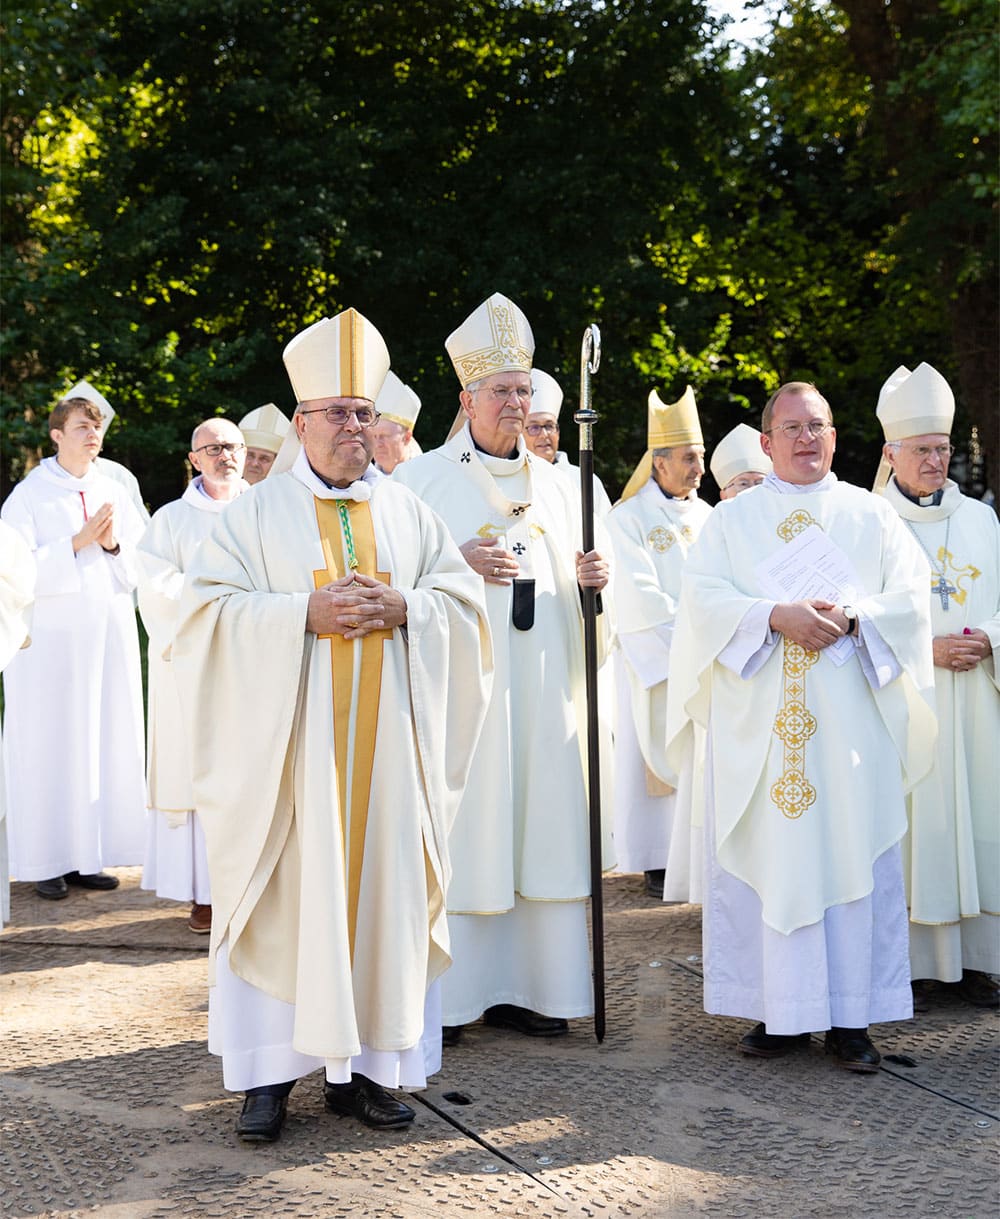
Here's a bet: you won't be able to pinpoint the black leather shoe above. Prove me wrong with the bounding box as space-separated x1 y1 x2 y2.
483 1004 569 1037
644 869 665 899
324 1075 415 1129
825 1027 881 1073
738 1022 811 1058
236 1093 288 1142
35 876 69 900
442 1025 463 1047
951 970 1000 1009
64 870 120 890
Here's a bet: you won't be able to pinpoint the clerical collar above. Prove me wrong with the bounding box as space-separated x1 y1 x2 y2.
473 436 519 461
763 471 838 495
892 478 943 508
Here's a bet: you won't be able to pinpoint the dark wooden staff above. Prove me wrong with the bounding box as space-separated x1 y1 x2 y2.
575 323 605 1043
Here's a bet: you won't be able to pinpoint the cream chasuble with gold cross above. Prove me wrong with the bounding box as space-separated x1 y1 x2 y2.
882 476 1000 978
666 477 936 937
173 456 491 1061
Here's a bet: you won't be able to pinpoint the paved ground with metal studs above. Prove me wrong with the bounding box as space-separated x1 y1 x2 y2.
2 870 997 1218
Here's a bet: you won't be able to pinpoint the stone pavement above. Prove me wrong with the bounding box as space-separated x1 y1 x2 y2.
2 869 997 1219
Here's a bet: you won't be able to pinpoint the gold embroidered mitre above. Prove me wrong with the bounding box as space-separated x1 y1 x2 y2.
63 380 115 438
445 293 534 389
620 385 703 502
283 309 390 405
374 371 421 432
529 368 564 422
710 422 771 491
239 403 291 454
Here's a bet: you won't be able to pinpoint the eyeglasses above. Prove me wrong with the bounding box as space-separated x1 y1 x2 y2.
193 441 246 457
765 420 833 440
299 406 380 427
900 443 954 461
478 385 532 404
526 422 559 436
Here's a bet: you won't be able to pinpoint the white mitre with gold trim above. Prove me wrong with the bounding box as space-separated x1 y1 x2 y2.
710 422 771 491
445 293 534 389
873 362 954 492
375 371 421 432
620 385 703 502
239 403 290 454
64 380 115 439
530 368 564 421
273 308 391 475
283 308 390 405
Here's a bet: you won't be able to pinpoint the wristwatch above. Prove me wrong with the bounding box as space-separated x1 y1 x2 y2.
842 605 858 636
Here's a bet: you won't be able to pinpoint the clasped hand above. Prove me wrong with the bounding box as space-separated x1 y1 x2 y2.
73 502 117 553
769 599 850 651
933 629 990 672
306 573 406 639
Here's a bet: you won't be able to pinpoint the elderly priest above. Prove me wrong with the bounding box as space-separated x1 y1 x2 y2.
666 381 936 1071
607 386 711 902
395 292 612 1043
238 403 290 485
174 308 491 1142
876 362 999 1008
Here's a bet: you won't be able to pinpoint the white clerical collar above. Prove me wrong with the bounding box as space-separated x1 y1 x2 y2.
181 474 248 513
291 446 382 501
471 428 528 475
764 471 838 495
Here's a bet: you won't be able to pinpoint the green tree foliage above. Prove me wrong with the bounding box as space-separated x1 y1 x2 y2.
3 0 743 505
2 0 995 506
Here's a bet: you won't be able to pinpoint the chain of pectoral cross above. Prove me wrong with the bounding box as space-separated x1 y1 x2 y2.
904 516 956 610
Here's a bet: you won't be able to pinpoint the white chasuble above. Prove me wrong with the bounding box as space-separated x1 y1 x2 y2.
173 461 490 1061
395 424 614 914
882 478 1000 978
2 459 147 879
666 478 936 937
607 481 711 879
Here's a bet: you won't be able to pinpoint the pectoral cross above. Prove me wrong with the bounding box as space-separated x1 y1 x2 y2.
932 575 957 610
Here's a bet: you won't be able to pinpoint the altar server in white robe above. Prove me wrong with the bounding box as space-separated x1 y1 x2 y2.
63 380 150 523
666 381 936 1071
238 402 290 485
0 522 35 924
173 308 491 1143
710 422 772 501
2 395 147 898
395 292 612 1042
371 371 423 473
138 417 249 935
607 387 711 901
525 368 613 517
875 362 999 1008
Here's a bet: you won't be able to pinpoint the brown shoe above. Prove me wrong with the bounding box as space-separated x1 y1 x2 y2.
188 903 212 934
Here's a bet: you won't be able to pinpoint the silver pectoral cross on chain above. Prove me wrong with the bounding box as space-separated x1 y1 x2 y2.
931 574 958 610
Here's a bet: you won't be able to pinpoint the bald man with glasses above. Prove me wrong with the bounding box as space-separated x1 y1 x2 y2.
137 418 249 935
